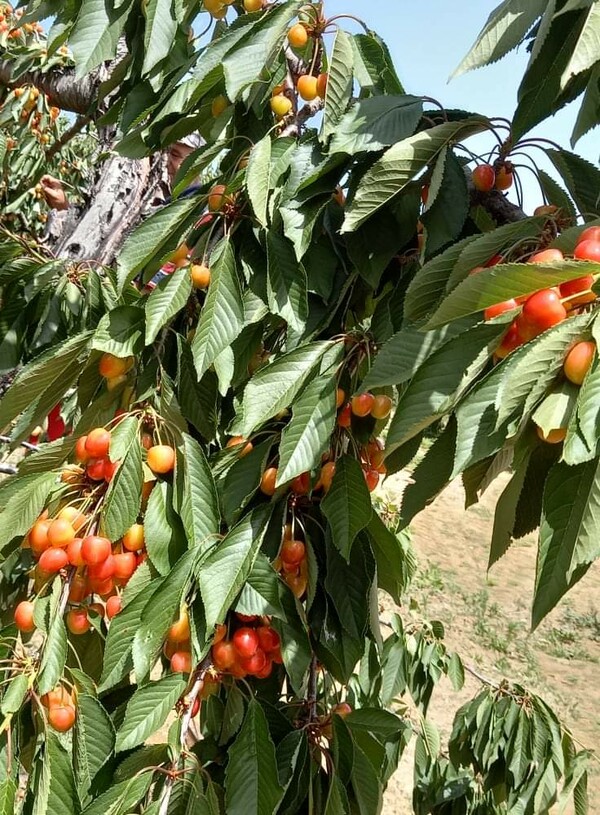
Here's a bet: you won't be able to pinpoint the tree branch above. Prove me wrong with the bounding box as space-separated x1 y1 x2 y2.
0 62 95 114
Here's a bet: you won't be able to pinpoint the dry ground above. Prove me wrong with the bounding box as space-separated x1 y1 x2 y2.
381 474 600 814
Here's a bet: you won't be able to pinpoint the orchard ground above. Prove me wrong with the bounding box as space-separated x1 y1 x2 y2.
380 472 600 814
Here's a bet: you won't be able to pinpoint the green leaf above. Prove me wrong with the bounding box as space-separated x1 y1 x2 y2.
350 741 383 815
272 590 311 695
342 119 487 232
116 196 202 293
489 461 529 568
325 537 373 639
329 95 422 156
321 29 354 142
177 339 218 440
235 341 339 437
74 695 116 804
537 169 577 221
198 504 274 630
1 674 28 715
176 433 220 553
546 148 600 217
0 780 16 815
572 64 600 145
34 733 78 815
235 554 284 620
224 700 284 815
385 322 503 454
576 358 600 450
145 265 192 345
321 456 373 561
362 319 473 390
69 0 131 76
447 652 465 691
561 3 600 88
37 585 67 696
364 512 416 603
351 32 404 95
101 434 143 542
0 332 91 432
144 481 186 575
532 381 579 436
277 373 337 487
533 458 600 627
421 149 470 256
425 260 600 328
266 232 308 333
245 135 272 228
116 674 187 752
191 240 245 380
221 438 273 525
92 306 145 357
451 0 547 77
142 0 177 75
81 773 153 815
0 472 56 553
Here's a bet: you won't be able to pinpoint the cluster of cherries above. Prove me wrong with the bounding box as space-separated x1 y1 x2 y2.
337 388 391 491
203 0 264 18
472 161 514 193
210 613 283 680
481 226 600 360
269 23 328 119
273 523 308 599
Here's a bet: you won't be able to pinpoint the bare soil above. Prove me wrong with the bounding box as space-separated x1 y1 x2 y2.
381 473 600 814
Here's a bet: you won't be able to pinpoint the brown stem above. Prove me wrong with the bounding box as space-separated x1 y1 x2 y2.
45 114 92 162
0 61 95 114
308 654 318 722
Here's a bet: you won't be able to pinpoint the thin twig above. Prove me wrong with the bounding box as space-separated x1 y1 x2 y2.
0 435 40 452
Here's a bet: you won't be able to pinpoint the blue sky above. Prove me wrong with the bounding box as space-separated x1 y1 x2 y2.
325 0 598 212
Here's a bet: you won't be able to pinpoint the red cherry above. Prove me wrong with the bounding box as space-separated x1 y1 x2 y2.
484 299 517 320
290 472 310 495
495 322 523 359
47 518 76 548
48 704 76 732
81 535 111 566
29 519 51 556
232 627 259 658
240 647 267 675
212 640 236 670
578 226 600 245
364 469 379 492
170 650 192 673
485 254 503 267
86 458 106 481
75 436 90 462
66 538 85 567
574 240 600 263
522 289 567 333
38 547 69 574
560 275 594 298
84 427 111 458
87 555 116 581
106 595 122 619
113 552 137 580
254 658 273 679
495 167 513 191
257 626 280 653
280 539 305 565
104 460 119 482
472 164 495 192
66 608 90 635
529 249 564 264
14 600 36 632
351 393 375 417
337 404 352 427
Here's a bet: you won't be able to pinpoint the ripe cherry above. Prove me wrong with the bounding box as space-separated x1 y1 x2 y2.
104 459 119 482
47 518 76 548
99 353 133 379
75 436 91 463
147 445 176 475
484 299 517 320
260 467 278 496
106 595 122 619
81 535 111 566
211 95 228 118
472 164 495 192
240 647 267 675
337 404 352 427
29 519 51 556
364 469 380 492
351 393 375 417
48 704 76 732
522 289 567 334
41 687 72 708
257 626 280 653
38 547 69 574
14 600 35 632
578 226 600 245
86 458 107 481
319 461 336 493
168 610 190 642
495 167 513 190
66 538 85 567
191 263 211 289
290 472 310 495
226 436 253 457
113 552 137 580
495 322 522 359
207 184 227 213
371 395 392 420
288 22 308 48
66 608 90 635
214 623 227 644
122 523 145 552
85 427 111 458
244 0 264 9
317 73 328 98
87 555 116 581
170 650 192 673
270 95 292 117
212 640 236 670
336 388 346 409
58 506 87 532
537 426 567 444
69 574 88 604
284 572 307 599
281 539 305 565
529 249 563 263
574 240 600 262
564 341 595 385
332 702 352 717
233 627 259 658
560 275 594 298
297 75 318 101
